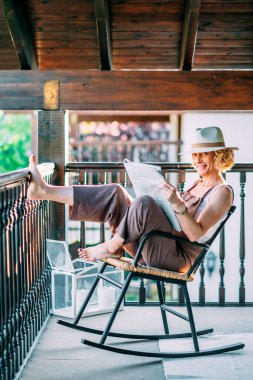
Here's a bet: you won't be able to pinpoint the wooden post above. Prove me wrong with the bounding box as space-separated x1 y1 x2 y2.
37 110 66 240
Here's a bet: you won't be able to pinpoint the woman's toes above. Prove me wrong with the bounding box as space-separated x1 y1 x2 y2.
29 154 37 165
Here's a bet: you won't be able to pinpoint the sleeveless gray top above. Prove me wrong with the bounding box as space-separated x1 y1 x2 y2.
181 182 233 243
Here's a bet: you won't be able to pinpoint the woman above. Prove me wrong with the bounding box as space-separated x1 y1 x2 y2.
28 126 238 273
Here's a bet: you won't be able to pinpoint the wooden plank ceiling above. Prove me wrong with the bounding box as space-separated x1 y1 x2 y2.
0 0 252 71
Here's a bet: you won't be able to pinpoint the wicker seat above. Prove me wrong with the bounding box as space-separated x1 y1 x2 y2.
58 205 244 358
104 256 195 282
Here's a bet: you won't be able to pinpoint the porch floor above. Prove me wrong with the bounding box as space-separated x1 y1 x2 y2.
18 306 253 380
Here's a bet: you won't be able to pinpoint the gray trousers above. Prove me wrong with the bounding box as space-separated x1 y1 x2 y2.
69 184 200 272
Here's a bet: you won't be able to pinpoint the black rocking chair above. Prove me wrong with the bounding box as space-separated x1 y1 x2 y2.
58 205 245 358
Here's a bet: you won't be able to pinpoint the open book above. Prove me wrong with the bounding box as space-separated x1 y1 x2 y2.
123 159 182 231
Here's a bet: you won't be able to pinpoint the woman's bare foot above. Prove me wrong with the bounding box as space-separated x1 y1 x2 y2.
78 233 124 261
78 234 124 262
27 155 48 200
78 242 122 262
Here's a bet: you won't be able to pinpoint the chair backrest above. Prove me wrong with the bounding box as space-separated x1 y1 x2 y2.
187 205 236 277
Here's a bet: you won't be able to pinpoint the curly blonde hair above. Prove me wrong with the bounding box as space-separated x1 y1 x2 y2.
213 149 235 172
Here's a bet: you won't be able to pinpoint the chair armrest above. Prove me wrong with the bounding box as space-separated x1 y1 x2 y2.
132 230 209 267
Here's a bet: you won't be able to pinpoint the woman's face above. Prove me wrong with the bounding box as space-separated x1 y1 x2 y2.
191 152 217 177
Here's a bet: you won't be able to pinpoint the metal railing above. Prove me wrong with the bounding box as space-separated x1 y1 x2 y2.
0 164 54 380
70 139 180 162
66 162 253 306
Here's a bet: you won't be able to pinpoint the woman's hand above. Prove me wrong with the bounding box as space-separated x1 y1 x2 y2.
160 182 184 210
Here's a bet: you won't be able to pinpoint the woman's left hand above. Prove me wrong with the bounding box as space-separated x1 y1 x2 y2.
160 182 182 207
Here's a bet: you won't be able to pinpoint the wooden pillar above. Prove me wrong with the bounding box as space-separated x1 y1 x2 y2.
38 110 66 240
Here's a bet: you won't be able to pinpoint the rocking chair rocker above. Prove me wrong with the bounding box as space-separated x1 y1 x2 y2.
58 205 245 358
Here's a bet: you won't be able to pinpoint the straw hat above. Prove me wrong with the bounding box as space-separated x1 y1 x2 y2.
180 126 239 154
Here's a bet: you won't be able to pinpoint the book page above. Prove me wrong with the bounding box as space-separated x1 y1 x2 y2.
123 159 182 231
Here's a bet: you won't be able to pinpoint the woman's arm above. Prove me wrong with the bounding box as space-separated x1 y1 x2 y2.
161 183 233 242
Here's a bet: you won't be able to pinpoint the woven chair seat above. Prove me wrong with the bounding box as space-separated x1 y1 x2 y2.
103 256 194 282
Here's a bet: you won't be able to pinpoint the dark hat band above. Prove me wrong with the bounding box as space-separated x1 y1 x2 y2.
191 142 225 148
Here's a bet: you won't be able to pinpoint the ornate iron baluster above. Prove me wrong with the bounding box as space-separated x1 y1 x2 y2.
0 191 8 380
219 228 225 305
22 191 30 356
79 171 86 249
178 173 186 304
12 187 21 373
139 279 146 304
239 172 246 304
31 199 39 340
8 188 16 378
37 200 42 331
46 172 53 317
26 197 34 349
2 189 13 380
199 261 205 305
17 186 26 363
100 171 106 244
218 172 227 306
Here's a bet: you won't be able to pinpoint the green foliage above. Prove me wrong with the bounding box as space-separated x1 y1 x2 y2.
0 112 32 173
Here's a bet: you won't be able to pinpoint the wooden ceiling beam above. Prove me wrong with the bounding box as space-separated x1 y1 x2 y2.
179 0 201 71
2 0 38 70
94 0 112 70
0 70 252 111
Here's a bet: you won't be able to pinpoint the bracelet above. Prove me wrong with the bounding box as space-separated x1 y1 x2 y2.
173 205 188 215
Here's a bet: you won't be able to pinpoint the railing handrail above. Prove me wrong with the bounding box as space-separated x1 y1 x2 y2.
71 140 180 147
0 163 55 189
66 162 253 173
1 162 251 185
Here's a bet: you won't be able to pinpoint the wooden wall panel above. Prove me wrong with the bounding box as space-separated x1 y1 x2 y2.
0 70 252 110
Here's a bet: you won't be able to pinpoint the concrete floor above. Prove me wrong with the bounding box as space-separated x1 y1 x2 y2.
18 306 253 380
